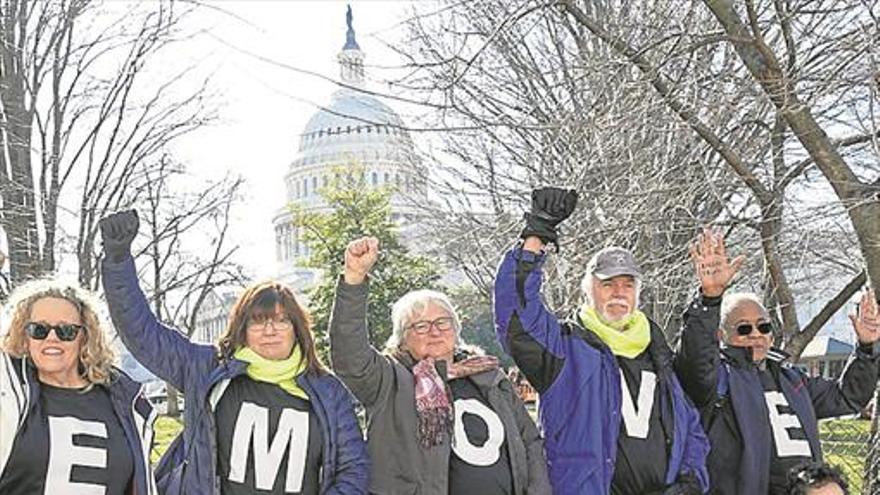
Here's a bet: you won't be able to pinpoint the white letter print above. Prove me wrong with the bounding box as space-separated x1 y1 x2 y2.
228 402 310 492
765 391 812 457
451 398 505 466
45 416 109 495
619 370 657 439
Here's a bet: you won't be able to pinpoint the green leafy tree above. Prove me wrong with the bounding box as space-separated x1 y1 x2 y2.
292 167 441 360
450 285 514 368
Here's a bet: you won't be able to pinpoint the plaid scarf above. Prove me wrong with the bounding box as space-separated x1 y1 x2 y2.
411 355 499 448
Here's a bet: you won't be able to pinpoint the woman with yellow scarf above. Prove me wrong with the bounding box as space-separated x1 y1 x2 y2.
99 210 369 495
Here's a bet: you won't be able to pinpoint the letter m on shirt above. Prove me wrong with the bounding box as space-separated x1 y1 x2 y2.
228 402 310 492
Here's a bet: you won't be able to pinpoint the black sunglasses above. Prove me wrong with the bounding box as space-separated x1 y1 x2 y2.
25 322 84 342
735 322 773 336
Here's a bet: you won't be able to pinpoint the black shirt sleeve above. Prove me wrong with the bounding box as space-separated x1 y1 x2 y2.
674 294 723 408
808 341 880 419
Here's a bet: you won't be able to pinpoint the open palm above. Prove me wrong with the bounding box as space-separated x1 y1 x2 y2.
689 228 745 297
851 289 880 345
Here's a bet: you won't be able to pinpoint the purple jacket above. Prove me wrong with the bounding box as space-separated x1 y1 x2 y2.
494 248 710 494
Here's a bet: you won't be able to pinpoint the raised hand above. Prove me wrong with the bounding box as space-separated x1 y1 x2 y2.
850 288 880 345
344 237 379 285
520 187 579 246
99 210 140 263
689 227 744 298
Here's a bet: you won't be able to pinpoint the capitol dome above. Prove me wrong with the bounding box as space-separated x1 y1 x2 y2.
273 6 426 290
293 88 416 173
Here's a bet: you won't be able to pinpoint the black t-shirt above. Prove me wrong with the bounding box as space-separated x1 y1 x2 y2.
611 350 670 495
0 383 135 495
760 369 812 495
215 376 323 495
447 377 514 495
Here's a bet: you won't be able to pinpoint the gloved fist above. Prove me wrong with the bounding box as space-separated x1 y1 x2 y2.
99 210 139 262
520 187 578 245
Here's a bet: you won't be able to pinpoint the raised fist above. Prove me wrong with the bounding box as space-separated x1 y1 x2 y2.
99 210 139 263
344 237 379 285
520 187 578 245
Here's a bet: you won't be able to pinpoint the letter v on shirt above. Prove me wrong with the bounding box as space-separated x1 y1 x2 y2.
619 369 657 439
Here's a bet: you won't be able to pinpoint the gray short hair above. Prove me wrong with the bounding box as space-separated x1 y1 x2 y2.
385 289 462 351
719 292 765 332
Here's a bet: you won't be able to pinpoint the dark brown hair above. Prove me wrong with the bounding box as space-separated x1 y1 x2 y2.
217 281 326 375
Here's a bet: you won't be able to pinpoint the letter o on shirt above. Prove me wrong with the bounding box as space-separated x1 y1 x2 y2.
451 398 505 467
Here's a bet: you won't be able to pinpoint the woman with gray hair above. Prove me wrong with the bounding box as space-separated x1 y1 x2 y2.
329 236 551 495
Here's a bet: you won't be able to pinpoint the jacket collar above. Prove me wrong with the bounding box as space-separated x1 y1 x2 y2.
389 347 503 386
567 313 673 373
721 345 789 368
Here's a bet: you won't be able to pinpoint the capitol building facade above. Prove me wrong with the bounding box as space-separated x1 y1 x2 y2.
184 8 426 346
272 7 427 291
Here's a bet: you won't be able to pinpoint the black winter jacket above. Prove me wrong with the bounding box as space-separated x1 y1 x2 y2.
674 294 879 495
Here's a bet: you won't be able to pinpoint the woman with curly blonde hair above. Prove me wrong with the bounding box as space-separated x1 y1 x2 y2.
0 280 158 495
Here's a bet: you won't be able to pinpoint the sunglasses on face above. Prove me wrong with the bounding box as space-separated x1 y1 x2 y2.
25 322 84 341
735 321 773 336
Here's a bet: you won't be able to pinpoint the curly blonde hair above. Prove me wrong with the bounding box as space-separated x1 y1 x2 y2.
2 280 117 385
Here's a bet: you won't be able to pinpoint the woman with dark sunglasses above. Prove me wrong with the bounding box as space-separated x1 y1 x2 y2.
0 281 158 495
99 210 368 495
674 228 880 495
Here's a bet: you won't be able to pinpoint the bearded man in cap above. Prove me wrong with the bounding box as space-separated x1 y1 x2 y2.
493 187 710 495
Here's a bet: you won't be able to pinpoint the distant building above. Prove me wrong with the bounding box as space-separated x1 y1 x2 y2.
797 336 854 379
272 6 426 291
191 287 239 344
186 7 426 342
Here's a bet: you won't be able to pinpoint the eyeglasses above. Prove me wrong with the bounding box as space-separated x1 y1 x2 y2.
735 322 773 336
406 317 454 335
25 322 84 342
247 318 293 332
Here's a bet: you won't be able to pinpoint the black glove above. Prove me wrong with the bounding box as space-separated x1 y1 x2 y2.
520 187 578 246
99 210 139 262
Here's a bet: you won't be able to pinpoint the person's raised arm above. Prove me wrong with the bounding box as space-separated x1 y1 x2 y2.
494 187 577 393
809 289 880 418
100 210 216 390
675 228 744 407
329 237 394 407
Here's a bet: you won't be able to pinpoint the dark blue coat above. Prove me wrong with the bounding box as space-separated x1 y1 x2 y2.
674 294 880 494
494 248 710 495
102 257 369 495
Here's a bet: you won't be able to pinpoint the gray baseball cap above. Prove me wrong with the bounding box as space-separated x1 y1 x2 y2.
587 246 642 280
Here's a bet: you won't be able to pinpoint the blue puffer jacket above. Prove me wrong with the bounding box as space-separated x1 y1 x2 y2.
493 248 710 495
102 256 369 495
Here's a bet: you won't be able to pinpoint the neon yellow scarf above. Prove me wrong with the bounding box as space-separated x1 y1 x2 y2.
578 304 651 359
233 346 309 400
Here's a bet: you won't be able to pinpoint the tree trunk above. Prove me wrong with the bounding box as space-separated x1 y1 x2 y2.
0 1 42 284
702 0 880 302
